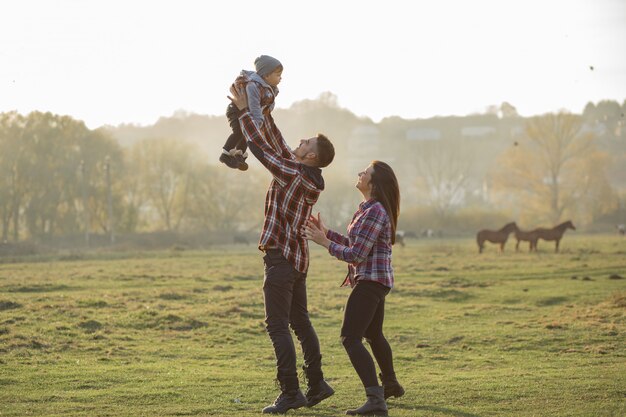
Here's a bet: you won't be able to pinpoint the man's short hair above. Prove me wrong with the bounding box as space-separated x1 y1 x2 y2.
315 134 335 168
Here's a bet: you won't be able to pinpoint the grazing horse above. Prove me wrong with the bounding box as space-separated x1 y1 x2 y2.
514 228 539 252
476 222 518 253
395 232 405 247
534 220 576 252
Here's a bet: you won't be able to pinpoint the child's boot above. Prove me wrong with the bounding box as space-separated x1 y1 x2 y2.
219 149 240 169
234 150 248 171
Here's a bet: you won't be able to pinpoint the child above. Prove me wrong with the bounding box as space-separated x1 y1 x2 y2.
220 55 283 170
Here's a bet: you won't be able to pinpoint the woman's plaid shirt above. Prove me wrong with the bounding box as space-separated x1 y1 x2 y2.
240 112 324 274
327 199 394 288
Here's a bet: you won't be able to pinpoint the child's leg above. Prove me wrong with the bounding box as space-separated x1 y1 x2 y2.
220 104 246 169
235 137 248 153
226 103 248 164
224 132 243 153
224 103 243 152
220 103 247 169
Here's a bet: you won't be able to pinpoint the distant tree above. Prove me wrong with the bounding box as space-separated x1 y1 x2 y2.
0 112 28 241
570 151 618 224
185 165 266 233
596 100 622 137
413 140 474 222
596 100 621 120
18 113 90 237
500 102 518 118
490 112 614 225
20 113 78 236
313 172 360 231
81 129 125 235
130 137 200 231
0 112 125 241
583 100 623 138
118 147 146 233
583 101 598 122
485 104 500 116
483 102 517 118
274 92 365 159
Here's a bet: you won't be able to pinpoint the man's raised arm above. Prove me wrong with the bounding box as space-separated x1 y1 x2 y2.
228 87 298 187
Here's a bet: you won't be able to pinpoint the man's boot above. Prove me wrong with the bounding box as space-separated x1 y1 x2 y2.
345 386 388 416
303 360 335 407
305 379 335 407
262 377 307 414
379 372 405 399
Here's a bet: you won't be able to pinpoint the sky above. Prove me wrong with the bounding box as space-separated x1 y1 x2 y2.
1 0 625 129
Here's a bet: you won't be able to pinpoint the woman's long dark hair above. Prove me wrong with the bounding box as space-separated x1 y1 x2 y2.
369 161 400 244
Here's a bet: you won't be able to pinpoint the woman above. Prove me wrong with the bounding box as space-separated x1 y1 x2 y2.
303 161 404 416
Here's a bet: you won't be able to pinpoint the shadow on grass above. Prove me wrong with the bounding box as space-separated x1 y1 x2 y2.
394 288 473 303
535 296 568 306
0 300 22 310
394 403 482 417
7 284 75 293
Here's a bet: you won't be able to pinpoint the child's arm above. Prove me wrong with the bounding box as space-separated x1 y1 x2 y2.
245 83 265 127
244 83 292 158
239 111 299 188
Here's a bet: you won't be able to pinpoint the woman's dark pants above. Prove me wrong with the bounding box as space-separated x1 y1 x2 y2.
341 280 396 388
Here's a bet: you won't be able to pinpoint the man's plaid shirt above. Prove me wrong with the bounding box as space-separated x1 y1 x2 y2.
327 199 394 288
240 112 324 274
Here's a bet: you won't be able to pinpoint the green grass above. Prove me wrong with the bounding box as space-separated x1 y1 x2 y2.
1 235 625 416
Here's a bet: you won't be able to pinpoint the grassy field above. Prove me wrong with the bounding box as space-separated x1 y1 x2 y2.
0 234 625 417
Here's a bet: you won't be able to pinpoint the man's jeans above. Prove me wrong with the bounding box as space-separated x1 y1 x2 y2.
263 249 322 389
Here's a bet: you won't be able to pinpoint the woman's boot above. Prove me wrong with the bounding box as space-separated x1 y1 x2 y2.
345 386 388 416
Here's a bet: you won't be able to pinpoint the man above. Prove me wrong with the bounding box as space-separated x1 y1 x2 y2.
229 86 336 414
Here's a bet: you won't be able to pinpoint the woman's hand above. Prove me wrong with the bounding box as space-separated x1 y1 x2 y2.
302 219 331 248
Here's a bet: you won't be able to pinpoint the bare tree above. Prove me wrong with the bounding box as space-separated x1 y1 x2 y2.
186 165 266 233
0 112 27 241
414 139 475 221
131 138 200 231
491 112 613 225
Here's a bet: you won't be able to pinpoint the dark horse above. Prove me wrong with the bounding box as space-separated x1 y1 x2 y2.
534 220 576 252
514 228 539 252
476 222 518 253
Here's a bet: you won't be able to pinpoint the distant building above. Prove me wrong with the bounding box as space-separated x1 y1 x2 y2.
348 125 379 150
510 126 524 139
461 126 496 138
406 127 441 141
580 122 606 136
347 125 382 174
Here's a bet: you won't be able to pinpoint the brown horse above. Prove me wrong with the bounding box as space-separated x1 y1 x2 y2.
514 228 539 252
534 220 576 252
476 222 518 253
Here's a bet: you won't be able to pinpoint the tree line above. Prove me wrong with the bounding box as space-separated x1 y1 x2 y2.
0 111 269 243
1 98 624 244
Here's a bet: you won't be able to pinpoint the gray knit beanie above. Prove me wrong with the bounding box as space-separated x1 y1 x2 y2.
254 55 282 77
